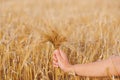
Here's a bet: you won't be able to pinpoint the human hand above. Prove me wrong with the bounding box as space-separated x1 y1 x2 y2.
53 49 73 72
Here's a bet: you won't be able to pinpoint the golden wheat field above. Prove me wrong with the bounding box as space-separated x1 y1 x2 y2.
0 0 120 80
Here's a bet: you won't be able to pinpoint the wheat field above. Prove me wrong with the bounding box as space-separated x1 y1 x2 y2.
0 0 120 80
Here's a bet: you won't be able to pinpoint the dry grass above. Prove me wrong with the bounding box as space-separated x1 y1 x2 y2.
0 0 120 80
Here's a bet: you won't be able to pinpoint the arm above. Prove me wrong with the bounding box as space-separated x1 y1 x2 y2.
71 56 120 77
53 50 120 77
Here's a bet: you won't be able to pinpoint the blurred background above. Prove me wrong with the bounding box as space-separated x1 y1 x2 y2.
0 0 120 80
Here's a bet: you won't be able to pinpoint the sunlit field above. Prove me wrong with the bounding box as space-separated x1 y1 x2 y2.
0 0 120 80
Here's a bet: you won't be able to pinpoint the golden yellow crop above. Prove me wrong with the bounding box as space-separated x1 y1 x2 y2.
0 0 120 80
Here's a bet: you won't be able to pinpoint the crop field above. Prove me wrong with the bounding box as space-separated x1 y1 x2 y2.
0 0 120 80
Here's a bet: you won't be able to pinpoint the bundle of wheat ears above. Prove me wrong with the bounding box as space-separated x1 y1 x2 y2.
41 28 67 49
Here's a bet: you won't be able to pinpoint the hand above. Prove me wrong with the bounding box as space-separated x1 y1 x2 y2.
53 49 73 72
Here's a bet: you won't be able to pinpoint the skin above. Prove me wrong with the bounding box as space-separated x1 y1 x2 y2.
53 49 120 77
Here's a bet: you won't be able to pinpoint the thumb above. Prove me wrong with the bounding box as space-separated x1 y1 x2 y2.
54 50 62 62
60 50 68 61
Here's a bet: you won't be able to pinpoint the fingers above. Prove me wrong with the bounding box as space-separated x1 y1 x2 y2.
53 54 59 67
53 60 58 67
53 56 58 62
53 50 59 68
53 52 58 62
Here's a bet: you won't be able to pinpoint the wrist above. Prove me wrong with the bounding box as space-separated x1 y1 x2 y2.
69 65 74 72
68 65 76 76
